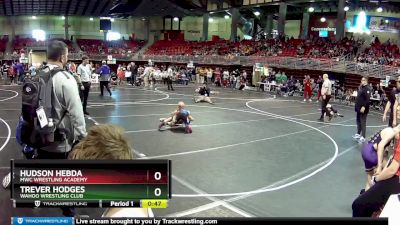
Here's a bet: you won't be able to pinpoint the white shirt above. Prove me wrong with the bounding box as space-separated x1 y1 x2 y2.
223 71 229 79
77 64 92 82
322 79 332 95
167 68 173 78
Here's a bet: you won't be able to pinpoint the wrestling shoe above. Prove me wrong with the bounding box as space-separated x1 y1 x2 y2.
158 122 165 130
352 134 361 140
358 137 366 144
185 125 193 134
337 113 344 117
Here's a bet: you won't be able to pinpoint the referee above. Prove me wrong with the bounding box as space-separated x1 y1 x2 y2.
77 56 91 115
318 74 332 122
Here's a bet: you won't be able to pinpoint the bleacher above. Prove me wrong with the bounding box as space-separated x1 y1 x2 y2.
12 37 77 54
144 37 359 60
0 36 8 57
77 39 145 58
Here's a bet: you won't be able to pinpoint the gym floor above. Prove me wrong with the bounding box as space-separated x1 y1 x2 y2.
0 83 386 221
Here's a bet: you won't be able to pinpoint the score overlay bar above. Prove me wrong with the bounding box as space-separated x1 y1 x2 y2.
11 160 171 208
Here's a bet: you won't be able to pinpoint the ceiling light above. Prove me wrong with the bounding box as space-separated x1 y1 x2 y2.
90 17 94 21
62 16 65 20
208 18 214 22
308 7 315 13
376 7 383 13
224 15 229 19
344 6 349 11
254 11 260 16
32 16 37 19
110 18 115 22
385 19 389 23
320 17 326 22
173 17 179 22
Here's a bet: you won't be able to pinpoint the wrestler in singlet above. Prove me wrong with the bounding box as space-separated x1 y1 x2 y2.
362 129 391 172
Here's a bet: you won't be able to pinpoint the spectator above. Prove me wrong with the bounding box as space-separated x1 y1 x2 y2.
352 135 400 217
303 75 312 102
99 61 112 97
16 61 24 83
281 72 288 84
222 69 230 88
69 124 153 217
275 71 282 84
8 62 16 85
383 76 400 127
29 64 36 77
353 76 371 144
42 40 87 216
1 63 9 80
130 62 138 86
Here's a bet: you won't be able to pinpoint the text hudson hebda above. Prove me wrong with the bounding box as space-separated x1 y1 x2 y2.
19 170 88 183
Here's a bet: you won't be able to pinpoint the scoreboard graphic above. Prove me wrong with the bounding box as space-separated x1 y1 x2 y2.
10 160 171 208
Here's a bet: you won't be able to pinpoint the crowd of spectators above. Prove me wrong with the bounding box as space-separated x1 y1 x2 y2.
77 39 145 58
355 37 400 67
12 37 78 55
0 35 8 57
145 36 365 60
145 36 400 69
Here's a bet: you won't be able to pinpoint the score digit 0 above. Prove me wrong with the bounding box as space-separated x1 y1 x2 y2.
148 170 165 183
154 172 161 181
154 188 161 196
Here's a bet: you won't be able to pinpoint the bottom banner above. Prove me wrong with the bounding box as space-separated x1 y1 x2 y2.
11 217 389 225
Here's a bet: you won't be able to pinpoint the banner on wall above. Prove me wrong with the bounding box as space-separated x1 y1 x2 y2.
349 15 400 33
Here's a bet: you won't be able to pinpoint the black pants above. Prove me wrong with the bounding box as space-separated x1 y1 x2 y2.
389 112 394 127
352 176 400 217
36 149 75 217
100 81 111 96
131 74 136 85
81 82 91 113
356 111 368 138
167 78 174 91
320 95 331 119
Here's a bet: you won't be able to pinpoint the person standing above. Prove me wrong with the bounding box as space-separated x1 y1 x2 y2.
143 64 153 88
130 62 137 86
318 74 332 122
16 61 24 84
353 76 371 144
383 76 400 127
99 61 112 97
8 62 16 85
41 41 87 216
166 65 174 91
2 62 9 81
316 75 323 102
303 75 312 102
77 56 91 115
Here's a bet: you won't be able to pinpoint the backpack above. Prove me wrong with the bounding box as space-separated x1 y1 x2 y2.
19 67 69 148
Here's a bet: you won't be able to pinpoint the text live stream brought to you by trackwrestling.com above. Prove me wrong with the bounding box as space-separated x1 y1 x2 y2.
9 217 392 225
